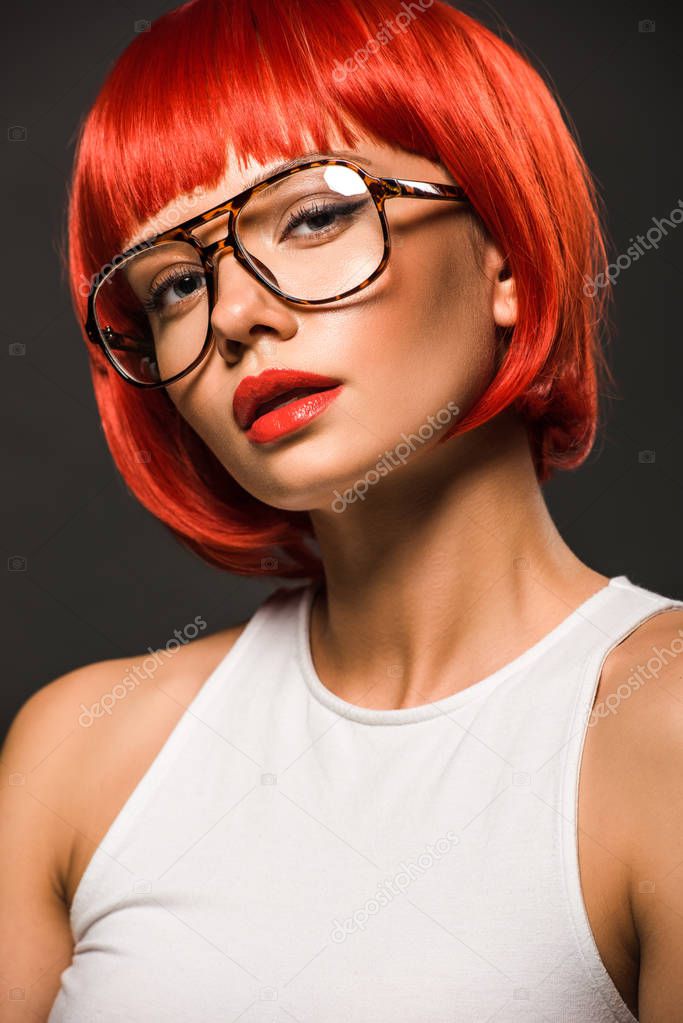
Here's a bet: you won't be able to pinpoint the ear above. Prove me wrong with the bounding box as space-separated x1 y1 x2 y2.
485 240 517 329
493 262 517 328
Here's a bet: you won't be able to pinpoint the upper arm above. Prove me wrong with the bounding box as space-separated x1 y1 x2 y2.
0 678 80 1021
601 608 683 1020
0 621 249 1021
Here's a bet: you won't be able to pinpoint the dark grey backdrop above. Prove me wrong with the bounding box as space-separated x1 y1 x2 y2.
2 0 682 739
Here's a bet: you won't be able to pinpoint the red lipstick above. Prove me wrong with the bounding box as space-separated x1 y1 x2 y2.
233 368 343 444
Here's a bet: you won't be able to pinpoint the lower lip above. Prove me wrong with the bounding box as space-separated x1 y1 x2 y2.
245 385 344 444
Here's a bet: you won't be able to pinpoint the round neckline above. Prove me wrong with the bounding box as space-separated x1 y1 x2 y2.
295 576 631 726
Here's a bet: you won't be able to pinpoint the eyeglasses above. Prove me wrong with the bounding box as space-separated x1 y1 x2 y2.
85 158 470 388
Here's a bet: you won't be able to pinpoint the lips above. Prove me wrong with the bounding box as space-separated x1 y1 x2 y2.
233 368 343 432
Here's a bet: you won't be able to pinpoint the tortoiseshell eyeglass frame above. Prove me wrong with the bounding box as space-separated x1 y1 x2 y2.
85 157 471 389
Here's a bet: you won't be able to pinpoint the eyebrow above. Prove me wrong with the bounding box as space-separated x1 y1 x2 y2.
239 149 376 191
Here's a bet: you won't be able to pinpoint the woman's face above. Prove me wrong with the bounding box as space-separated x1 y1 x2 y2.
127 133 516 513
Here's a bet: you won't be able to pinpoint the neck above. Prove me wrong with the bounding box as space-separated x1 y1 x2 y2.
307 409 608 710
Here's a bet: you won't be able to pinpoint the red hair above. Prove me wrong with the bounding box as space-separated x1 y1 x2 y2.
66 0 614 579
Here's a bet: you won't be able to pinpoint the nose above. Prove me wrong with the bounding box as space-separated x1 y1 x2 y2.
209 246 298 363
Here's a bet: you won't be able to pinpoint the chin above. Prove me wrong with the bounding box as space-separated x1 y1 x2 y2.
235 444 377 515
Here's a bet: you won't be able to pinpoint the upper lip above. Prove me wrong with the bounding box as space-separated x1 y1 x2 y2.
232 368 343 431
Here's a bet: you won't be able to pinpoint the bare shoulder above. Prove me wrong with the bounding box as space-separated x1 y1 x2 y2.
590 605 683 1017
1 617 250 915
590 605 683 839
593 605 683 743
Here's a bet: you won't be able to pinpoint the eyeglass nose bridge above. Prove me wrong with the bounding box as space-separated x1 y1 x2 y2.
203 236 235 264
198 203 238 265
197 211 294 301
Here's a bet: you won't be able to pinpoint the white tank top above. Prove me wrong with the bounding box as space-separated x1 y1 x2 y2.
49 575 683 1022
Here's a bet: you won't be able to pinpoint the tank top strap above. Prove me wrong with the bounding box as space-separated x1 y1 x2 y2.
564 573 683 780
573 575 683 696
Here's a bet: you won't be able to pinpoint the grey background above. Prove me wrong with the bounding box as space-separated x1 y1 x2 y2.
2 0 681 739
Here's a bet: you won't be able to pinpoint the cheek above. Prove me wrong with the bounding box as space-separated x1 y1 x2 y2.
347 226 497 430
165 366 235 460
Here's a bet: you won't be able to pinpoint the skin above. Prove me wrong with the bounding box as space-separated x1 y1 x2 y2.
2 130 682 1021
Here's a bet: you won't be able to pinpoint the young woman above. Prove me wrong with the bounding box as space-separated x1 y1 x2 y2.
2 1 681 1020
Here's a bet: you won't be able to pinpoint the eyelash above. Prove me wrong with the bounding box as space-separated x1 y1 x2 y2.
143 266 205 313
280 198 365 240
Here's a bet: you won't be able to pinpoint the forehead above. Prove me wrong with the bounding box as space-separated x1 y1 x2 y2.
120 132 443 251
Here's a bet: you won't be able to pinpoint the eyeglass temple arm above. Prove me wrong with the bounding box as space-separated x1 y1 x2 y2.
383 177 470 203
100 325 152 353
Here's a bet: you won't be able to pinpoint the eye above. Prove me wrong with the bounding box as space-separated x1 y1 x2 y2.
280 198 367 243
143 265 207 313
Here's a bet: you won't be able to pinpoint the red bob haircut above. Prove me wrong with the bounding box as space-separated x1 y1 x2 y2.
66 0 614 579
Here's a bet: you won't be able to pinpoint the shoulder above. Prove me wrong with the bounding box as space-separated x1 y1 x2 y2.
593 604 683 784
595 604 683 725
1 619 249 901
592 605 683 1004
4 617 249 752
